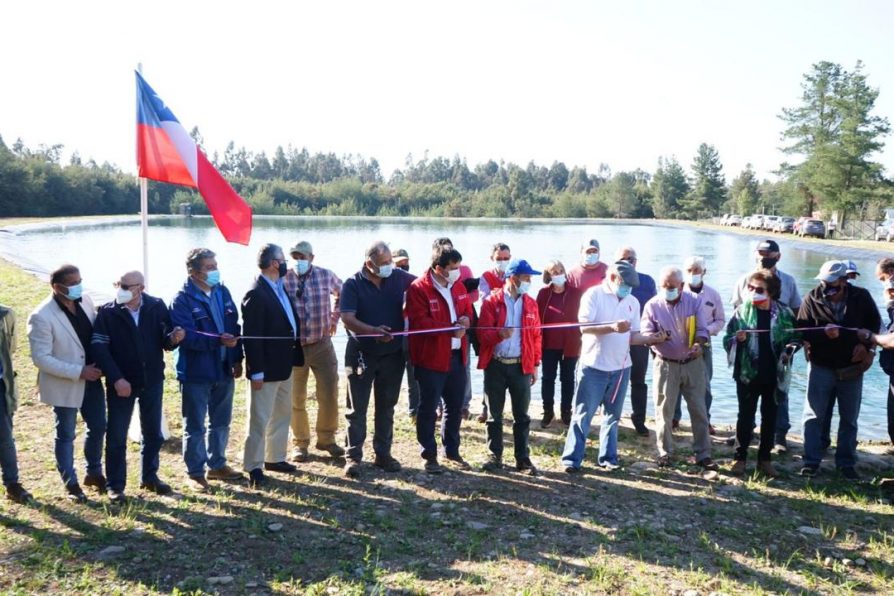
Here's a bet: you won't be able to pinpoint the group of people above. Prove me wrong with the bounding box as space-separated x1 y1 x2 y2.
1 234 893 505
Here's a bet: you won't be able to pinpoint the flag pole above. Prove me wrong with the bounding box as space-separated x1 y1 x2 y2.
137 62 149 286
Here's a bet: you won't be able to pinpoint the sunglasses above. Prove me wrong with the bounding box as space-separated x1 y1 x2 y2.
746 284 766 294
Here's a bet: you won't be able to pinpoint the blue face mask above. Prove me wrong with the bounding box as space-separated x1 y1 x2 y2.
663 287 680 302
584 253 600 266
206 270 221 287
616 284 632 299
295 259 310 275
66 283 83 300
376 264 394 279
517 280 531 294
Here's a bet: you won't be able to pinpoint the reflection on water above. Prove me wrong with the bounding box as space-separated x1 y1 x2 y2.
2 216 891 440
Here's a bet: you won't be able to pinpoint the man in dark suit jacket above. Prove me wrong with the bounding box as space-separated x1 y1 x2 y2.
241 243 304 488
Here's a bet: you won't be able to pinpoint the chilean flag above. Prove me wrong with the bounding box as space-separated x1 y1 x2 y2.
136 71 252 245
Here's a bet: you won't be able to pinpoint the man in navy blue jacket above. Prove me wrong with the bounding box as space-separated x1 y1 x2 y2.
170 248 244 491
92 270 185 504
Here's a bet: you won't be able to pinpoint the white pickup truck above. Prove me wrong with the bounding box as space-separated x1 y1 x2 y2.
875 208 894 242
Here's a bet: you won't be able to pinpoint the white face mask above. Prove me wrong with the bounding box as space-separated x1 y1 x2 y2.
517 280 531 294
584 253 600 266
688 273 703 286
551 274 566 288
116 289 134 304
446 269 461 283
496 260 510 273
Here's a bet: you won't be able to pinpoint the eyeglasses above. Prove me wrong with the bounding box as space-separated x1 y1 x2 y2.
746 284 766 294
115 282 142 291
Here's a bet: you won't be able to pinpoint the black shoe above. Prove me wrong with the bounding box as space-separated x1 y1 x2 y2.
140 478 173 496
633 423 650 437
839 467 860 481
697 458 719 471
564 465 581 474
5 483 33 504
800 464 819 478
515 458 538 476
481 455 503 472
264 461 298 474
373 455 402 473
540 410 555 429
560 410 572 426
83 474 107 492
249 469 266 488
344 460 362 479
65 483 87 503
424 459 445 475
444 454 472 470
107 489 127 505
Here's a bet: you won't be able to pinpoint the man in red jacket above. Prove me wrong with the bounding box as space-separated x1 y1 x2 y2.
477 259 543 475
407 246 473 474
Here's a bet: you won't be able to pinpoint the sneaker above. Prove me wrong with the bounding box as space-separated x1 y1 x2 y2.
207 465 243 481
560 410 572 426
290 446 309 462
188 474 211 492
344 460 362 479
264 461 298 473
697 458 719 471
316 443 346 458
107 489 127 505
800 464 819 477
757 461 779 478
599 462 621 472
248 468 265 489
515 458 538 476
83 474 107 492
729 460 746 476
373 455 402 473
839 467 860 481
633 423 650 437
65 483 87 503
424 459 445 475
5 483 33 504
139 479 173 496
656 455 672 468
480 455 503 472
540 410 555 429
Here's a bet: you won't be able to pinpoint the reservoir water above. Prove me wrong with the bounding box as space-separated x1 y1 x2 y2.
2 215 891 440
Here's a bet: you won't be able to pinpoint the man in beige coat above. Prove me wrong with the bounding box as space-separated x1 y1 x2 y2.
28 264 106 502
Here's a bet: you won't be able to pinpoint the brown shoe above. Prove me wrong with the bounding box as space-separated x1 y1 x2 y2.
290 447 309 463
315 443 345 458
729 460 746 476
5 483 33 504
697 457 719 471
207 465 243 481
757 461 779 478
188 474 211 492
83 474 107 492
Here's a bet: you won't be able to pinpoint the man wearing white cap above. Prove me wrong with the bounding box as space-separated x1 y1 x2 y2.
844 260 860 282
567 239 608 291
797 260 880 479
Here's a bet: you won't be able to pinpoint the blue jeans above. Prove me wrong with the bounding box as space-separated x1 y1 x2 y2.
415 352 466 460
105 381 164 491
562 366 631 468
181 378 234 477
802 363 863 468
0 383 20 486
53 380 106 486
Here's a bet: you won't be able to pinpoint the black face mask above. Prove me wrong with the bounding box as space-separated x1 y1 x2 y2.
759 256 779 269
397 264 410 272
277 261 288 277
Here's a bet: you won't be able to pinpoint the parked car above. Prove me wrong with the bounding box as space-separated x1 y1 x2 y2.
762 215 780 230
727 214 742 227
799 219 826 238
775 216 796 233
741 216 752 228
793 216 810 235
875 208 894 241
748 214 765 230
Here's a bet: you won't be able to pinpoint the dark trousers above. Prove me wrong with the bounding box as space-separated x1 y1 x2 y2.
344 343 404 462
889 380 894 445
735 380 777 462
415 351 465 460
0 384 20 486
402 338 420 416
484 360 531 462
629 344 650 426
540 349 577 416
105 380 164 491
53 380 106 487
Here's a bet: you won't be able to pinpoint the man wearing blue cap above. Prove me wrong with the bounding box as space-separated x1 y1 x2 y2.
476 259 543 475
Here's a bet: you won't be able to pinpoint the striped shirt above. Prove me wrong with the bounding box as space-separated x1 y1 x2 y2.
283 265 342 346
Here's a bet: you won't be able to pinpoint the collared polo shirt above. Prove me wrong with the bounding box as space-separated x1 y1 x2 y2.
578 284 640 371
341 267 415 355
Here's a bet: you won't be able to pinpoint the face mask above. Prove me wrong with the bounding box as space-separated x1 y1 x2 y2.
295 260 311 275
616 283 632 299
376 264 394 279
688 273 703 286
822 282 842 297
551 274 566 288
517 280 531 294
584 253 600 266
750 290 769 305
496 260 510 273
444 268 461 284
66 283 83 300
277 261 288 278
397 264 410 272
206 270 221 287
759 256 779 269
663 287 679 302
116 289 134 304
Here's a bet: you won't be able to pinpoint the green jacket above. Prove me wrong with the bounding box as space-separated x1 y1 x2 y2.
722 300 800 386
0 305 18 414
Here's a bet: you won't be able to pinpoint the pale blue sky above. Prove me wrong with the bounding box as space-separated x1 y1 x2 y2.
2 0 892 182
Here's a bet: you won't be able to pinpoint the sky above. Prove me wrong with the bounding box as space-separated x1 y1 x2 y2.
2 0 894 182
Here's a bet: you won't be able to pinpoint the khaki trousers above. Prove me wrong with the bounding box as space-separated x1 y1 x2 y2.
243 375 293 472
290 337 340 448
653 357 711 461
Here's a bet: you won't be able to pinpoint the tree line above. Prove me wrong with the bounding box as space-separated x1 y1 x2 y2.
1 61 891 223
